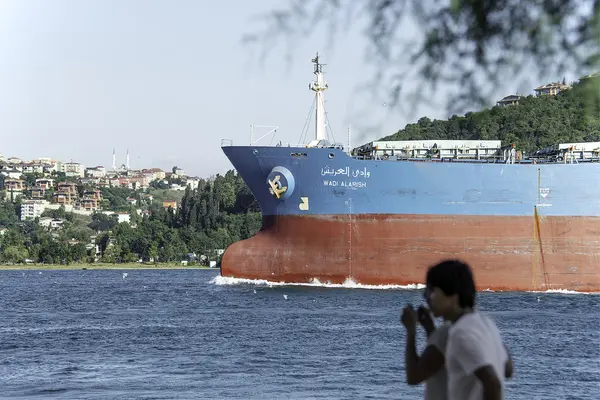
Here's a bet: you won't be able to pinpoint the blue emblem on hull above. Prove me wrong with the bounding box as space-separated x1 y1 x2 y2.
267 166 295 200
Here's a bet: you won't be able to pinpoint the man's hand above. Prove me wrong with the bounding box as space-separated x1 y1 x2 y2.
417 305 435 335
401 304 417 334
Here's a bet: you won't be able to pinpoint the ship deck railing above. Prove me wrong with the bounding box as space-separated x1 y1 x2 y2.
351 155 600 164
220 139 600 164
221 139 329 148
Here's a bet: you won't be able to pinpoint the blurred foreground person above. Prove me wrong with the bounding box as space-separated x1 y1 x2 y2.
401 259 514 399
423 259 513 400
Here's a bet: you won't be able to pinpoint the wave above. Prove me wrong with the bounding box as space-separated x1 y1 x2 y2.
210 276 425 291
526 289 599 295
211 276 598 294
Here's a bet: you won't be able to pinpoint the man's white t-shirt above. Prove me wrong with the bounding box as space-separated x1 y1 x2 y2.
425 321 450 400
445 312 507 400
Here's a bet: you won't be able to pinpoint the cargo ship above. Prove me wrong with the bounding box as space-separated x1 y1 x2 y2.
220 53 600 292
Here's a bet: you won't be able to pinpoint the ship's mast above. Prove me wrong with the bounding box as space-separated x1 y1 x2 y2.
309 53 328 142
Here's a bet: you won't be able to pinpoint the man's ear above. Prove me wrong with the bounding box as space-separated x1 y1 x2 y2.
450 293 460 308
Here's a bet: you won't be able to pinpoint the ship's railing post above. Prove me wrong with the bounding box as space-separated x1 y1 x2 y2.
221 139 234 147
249 125 279 146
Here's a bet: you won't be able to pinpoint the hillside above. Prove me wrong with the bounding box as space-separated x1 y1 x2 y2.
377 76 600 154
0 170 261 265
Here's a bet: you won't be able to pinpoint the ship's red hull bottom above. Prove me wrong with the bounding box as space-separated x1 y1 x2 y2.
221 214 600 292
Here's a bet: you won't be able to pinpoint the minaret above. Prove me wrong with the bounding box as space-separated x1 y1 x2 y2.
309 53 329 141
112 148 116 171
126 149 130 170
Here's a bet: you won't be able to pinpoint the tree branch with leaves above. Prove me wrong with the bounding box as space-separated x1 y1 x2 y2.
242 0 600 115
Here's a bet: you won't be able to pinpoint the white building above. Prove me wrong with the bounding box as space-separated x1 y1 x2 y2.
114 212 131 224
173 167 185 176
39 217 65 229
1 169 22 179
185 177 200 190
6 157 22 165
21 163 45 174
37 158 58 173
20 200 49 221
85 166 106 178
57 162 85 177
101 211 131 224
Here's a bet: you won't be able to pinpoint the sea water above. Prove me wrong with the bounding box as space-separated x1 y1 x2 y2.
0 269 598 399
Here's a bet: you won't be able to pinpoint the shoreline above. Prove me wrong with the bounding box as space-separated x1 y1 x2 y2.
0 263 219 271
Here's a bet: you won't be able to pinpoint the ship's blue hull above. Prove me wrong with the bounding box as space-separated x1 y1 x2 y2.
222 145 600 218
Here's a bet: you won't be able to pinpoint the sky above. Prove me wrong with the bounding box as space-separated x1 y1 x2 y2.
0 0 580 178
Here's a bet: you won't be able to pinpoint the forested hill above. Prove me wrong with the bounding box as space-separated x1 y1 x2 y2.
377 77 600 154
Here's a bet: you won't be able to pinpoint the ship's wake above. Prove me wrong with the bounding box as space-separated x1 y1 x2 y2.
526 289 599 295
211 276 598 294
210 275 425 290
484 288 598 295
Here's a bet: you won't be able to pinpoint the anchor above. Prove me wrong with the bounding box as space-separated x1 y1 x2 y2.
268 175 288 199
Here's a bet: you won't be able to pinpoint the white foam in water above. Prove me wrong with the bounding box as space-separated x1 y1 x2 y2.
211 276 599 294
527 289 599 295
210 275 425 290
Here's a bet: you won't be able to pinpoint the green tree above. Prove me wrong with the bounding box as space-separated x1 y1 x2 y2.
96 233 110 255
0 200 19 226
22 173 44 188
149 179 169 190
69 243 88 262
42 205 74 222
149 242 158 263
1 245 28 263
102 242 121 263
129 206 141 226
50 171 67 183
38 240 69 264
89 213 118 232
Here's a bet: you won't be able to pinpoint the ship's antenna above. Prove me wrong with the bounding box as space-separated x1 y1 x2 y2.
347 125 351 153
309 53 329 142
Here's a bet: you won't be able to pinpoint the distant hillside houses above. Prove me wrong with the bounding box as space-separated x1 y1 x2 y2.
496 73 598 107
0 152 200 227
496 95 522 107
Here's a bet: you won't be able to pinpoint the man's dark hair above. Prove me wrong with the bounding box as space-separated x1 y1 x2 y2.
425 259 476 308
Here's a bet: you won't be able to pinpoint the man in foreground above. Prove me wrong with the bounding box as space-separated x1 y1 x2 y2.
402 259 514 399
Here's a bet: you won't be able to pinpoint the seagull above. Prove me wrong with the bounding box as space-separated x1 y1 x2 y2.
283 294 288 300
